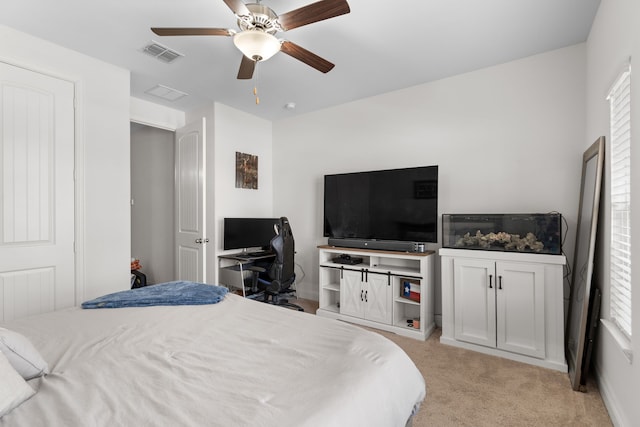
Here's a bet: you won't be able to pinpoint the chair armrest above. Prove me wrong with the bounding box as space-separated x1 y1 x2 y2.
247 266 266 273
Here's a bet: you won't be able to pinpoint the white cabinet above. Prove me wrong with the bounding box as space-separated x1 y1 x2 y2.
441 249 567 371
317 245 435 340
453 258 545 358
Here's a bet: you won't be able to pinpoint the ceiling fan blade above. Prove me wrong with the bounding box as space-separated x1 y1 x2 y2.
277 0 350 31
280 41 335 73
151 27 233 36
237 55 256 79
222 0 251 16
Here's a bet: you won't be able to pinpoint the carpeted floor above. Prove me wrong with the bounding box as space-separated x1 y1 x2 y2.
295 298 612 427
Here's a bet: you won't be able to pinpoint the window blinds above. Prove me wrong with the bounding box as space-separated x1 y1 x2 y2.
607 64 632 339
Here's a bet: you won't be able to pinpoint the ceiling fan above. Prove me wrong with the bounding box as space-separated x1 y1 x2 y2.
151 0 351 80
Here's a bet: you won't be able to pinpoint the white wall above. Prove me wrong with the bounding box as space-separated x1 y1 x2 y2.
130 97 185 131
273 44 586 309
187 102 273 285
0 25 131 301
586 0 640 425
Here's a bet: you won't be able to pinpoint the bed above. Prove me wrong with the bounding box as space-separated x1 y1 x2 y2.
0 283 425 426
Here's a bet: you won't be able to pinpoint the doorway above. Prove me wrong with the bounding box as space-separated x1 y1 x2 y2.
130 123 175 284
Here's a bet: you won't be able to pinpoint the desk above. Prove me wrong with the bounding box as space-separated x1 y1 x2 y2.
218 252 275 297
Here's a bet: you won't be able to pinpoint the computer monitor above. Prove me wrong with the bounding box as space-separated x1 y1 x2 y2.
223 218 279 251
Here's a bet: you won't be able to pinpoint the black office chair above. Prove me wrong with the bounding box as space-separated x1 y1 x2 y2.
249 217 304 311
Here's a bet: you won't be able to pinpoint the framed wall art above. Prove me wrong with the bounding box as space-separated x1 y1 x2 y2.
235 152 258 189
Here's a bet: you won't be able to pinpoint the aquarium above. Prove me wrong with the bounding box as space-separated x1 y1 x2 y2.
442 213 562 255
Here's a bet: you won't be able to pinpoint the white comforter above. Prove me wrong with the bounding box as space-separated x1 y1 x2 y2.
0 294 425 427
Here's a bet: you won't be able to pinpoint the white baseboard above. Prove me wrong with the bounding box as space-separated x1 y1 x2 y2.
594 362 625 427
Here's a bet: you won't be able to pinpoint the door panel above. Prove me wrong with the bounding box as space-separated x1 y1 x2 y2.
175 118 206 282
496 262 545 358
1 269 55 320
340 269 362 318
453 258 496 347
0 62 75 321
365 273 392 324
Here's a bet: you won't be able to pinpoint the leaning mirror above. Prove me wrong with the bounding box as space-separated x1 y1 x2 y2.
566 137 605 391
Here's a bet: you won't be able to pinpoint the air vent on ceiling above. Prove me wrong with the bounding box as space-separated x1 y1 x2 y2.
145 84 188 102
142 41 184 63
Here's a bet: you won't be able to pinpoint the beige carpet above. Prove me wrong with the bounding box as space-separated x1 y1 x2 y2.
295 298 612 427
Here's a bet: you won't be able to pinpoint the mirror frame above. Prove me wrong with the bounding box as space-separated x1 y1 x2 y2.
565 136 605 391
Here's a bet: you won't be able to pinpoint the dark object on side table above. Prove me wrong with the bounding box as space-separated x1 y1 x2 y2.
332 254 363 265
131 270 148 289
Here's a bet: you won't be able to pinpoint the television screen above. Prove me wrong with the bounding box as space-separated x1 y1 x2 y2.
223 218 279 250
324 166 438 243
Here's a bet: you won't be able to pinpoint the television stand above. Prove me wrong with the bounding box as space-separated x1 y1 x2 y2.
316 245 435 340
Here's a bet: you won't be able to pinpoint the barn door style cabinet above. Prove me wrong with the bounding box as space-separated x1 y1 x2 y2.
440 249 567 371
339 268 393 324
317 245 435 340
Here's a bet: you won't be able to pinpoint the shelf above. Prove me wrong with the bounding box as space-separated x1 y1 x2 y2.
318 245 435 258
322 304 340 313
394 297 420 306
323 283 340 292
321 262 421 277
394 318 422 330
372 263 421 276
322 261 367 269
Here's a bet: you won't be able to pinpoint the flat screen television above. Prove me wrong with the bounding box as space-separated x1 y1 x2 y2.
324 165 438 244
223 218 279 250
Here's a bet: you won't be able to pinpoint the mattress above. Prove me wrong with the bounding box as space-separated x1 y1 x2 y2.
0 293 425 426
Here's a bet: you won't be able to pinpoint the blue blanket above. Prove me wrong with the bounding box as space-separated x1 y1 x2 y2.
81 281 229 309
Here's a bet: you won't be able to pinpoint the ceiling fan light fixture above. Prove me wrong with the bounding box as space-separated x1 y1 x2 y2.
233 30 281 61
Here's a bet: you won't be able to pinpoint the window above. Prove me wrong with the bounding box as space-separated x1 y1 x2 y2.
607 64 632 339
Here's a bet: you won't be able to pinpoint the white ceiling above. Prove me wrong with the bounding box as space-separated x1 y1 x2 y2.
3 0 601 121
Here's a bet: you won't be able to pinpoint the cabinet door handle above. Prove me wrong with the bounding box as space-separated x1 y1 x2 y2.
498 275 503 290
340 267 344 279
489 274 493 289
365 290 368 302
361 269 364 282
360 289 364 301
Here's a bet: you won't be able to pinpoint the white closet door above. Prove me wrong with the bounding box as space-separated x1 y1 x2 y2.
174 118 206 282
0 62 75 321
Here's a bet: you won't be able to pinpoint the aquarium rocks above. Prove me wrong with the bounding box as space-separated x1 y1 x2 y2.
455 230 545 252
